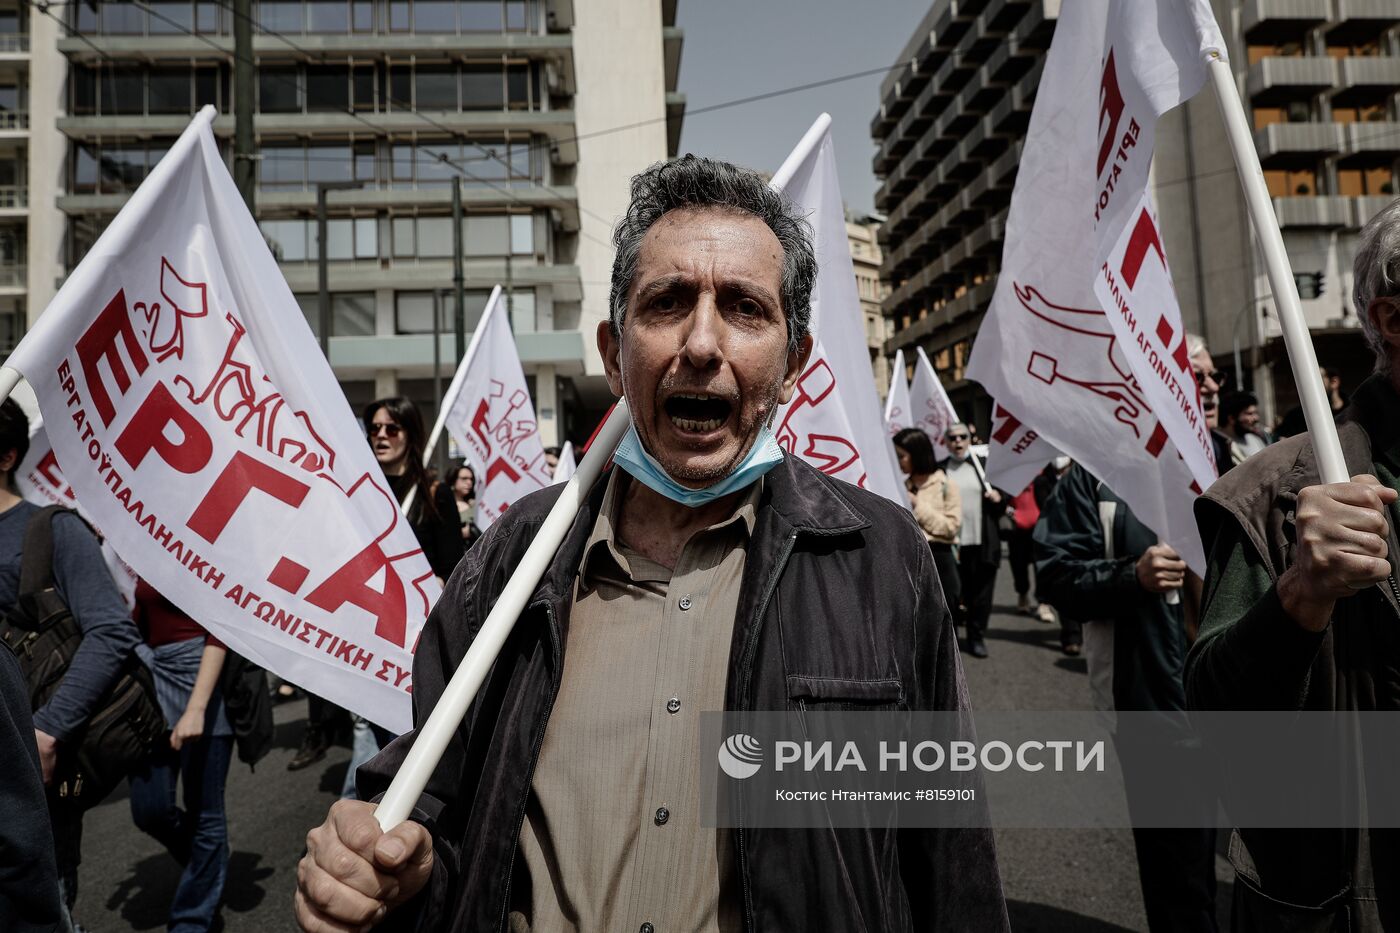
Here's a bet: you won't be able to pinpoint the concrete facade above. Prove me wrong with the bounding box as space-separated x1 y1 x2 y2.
875 0 1397 427
16 0 682 447
847 214 891 396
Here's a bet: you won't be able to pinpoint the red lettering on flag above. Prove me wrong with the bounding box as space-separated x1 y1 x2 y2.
115 382 213 473
77 290 150 428
187 450 311 544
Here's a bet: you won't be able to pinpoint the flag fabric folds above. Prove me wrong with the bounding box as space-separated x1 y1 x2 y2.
908 347 960 460
2 108 437 732
966 0 1226 572
443 287 551 529
883 349 911 436
770 114 906 506
551 441 577 486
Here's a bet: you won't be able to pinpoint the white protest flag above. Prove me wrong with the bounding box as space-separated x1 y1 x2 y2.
550 441 576 486
1 108 438 732
908 347 961 460
771 115 905 505
444 287 550 529
883 349 911 436
965 0 1225 572
16 416 139 608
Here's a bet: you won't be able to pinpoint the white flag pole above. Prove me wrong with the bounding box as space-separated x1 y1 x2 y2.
375 399 632 829
401 286 504 517
770 112 832 193
1207 56 1347 485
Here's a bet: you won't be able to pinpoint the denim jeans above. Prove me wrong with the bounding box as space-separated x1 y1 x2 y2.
340 716 397 800
128 735 234 933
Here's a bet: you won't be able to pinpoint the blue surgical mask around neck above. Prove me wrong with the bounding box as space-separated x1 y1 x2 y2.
612 422 783 507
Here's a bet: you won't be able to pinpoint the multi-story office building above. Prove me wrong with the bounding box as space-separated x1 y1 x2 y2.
23 0 683 445
872 0 1058 421
1155 0 1399 422
847 213 891 396
876 0 1395 426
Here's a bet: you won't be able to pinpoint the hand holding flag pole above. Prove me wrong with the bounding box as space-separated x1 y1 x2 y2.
373 400 632 829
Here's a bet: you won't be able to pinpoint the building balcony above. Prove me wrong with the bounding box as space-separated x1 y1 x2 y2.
883 280 997 352
1333 56 1400 106
0 33 27 55
1328 0 1400 44
328 328 584 377
1271 195 1353 227
57 30 572 63
1246 56 1337 105
0 262 24 290
60 182 580 229
1252 121 1344 167
1339 121 1400 163
1354 196 1395 226
1241 0 1332 43
57 109 581 162
0 184 26 212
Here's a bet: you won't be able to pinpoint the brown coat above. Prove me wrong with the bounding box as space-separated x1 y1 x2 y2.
908 470 961 544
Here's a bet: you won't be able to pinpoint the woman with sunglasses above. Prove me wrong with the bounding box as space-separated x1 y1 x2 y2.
447 461 482 550
364 398 464 582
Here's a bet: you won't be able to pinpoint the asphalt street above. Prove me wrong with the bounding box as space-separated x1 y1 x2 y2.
69 571 1233 932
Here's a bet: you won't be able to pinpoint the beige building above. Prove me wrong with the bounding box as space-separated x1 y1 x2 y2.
16 0 684 446
875 0 1396 426
847 213 890 395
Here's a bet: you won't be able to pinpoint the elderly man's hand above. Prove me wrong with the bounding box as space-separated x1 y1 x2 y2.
295 799 434 932
1135 544 1185 594
1279 474 1397 633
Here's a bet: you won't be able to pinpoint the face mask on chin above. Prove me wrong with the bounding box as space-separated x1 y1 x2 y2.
613 420 784 507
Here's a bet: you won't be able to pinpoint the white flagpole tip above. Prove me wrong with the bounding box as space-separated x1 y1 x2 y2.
0 366 21 407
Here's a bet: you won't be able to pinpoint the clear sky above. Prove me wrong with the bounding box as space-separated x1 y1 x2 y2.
675 0 931 218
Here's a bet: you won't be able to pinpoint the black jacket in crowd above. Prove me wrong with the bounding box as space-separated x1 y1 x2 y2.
360 454 1010 932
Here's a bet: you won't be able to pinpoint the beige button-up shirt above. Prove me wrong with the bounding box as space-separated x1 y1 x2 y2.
509 471 758 933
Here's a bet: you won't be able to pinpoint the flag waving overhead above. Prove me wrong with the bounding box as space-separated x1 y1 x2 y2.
771 115 905 505
444 287 550 529
884 349 911 436
2 108 437 732
907 348 960 460
966 0 1226 572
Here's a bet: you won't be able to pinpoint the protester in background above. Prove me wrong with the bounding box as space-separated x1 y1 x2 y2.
1008 466 1059 625
893 427 962 611
1219 391 1270 464
0 398 142 933
1188 199 1400 929
298 154 1008 933
1274 365 1349 438
0 635 62 933
939 422 1009 659
127 578 232 933
542 446 561 479
1038 456 1080 655
448 461 481 550
365 398 463 583
1034 462 1217 933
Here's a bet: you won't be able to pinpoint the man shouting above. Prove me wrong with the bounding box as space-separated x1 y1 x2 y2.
295 156 1008 932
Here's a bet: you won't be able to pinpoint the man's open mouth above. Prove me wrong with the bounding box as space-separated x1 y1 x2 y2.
665 393 733 433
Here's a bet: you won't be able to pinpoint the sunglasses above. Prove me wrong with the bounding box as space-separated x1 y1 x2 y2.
1194 370 1230 389
946 433 970 442
368 423 403 439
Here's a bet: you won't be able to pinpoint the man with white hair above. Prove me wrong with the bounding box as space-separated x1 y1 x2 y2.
1188 200 1400 928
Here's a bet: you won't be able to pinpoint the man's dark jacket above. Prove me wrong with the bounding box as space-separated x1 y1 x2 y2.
1188 373 1400 930
934 453 1009 566
360 454 1009 932
1032 464 1190 716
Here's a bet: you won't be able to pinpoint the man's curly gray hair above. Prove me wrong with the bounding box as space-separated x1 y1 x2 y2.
1353 197 1400 375
608 155 817 351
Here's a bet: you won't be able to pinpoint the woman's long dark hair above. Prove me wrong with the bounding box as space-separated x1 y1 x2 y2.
363 397 438 521
449 460 476 503
893 427 939 476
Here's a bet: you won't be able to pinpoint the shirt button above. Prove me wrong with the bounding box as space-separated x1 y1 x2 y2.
654 806 670 825
640 925 655 933
678 595 693 611
666 696 681 714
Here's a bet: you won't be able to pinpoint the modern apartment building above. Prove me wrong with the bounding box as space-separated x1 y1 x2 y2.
876 0 1395 427
872 0 1058 421
847 213 891 395
22 0 683 445
1154 0 1399 422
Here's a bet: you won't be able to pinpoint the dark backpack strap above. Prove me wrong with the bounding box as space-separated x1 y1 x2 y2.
18 505 69 599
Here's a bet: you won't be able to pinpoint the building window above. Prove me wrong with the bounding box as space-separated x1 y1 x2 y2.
395 288 495 334
259 66 301 112
306 65 350 112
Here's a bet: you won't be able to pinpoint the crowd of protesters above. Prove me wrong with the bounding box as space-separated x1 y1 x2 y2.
2 158 1396 933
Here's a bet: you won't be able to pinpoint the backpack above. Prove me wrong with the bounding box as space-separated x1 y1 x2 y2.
218 650 274 769
0 506 166 807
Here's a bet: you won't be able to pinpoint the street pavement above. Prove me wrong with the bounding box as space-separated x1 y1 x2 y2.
70 571 1232 931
